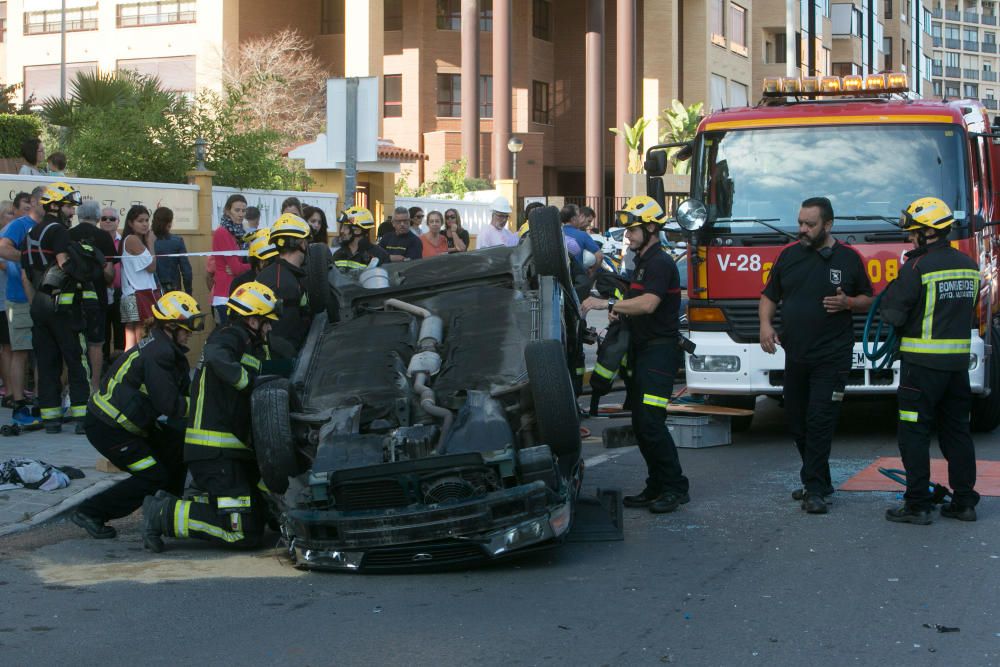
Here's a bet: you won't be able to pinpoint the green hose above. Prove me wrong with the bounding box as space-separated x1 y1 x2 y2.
862 291 897 369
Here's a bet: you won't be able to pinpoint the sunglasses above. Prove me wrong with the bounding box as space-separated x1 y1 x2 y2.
100 216 118 222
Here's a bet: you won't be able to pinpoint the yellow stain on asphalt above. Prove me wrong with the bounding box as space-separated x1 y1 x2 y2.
34 552 305 586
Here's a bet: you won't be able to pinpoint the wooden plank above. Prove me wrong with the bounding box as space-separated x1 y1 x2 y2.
593 403 754 417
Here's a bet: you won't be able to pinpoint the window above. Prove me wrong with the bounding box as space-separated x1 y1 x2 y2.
775 32 787 63
117 56 196 92
480 75 493 118
0 2 6 43
24 62 97 102
986 31 997 44
321 0 344 34
730 4 747 54
932 23 941 38
884 36 893 71
437 73 461 117
831 62 857 76
965 83 979 97
533 0 551 40
116 1 196 27
933 80 942 96
480 0 492 31
710 74 727 110
945 83 960 96
728 81 749 107
986 61 994 71
711 0 726 44
24 5 98 34
885 0 892 18
385 0 402 30
532 80 550 124
437 0 460 29
946 51 960 66
944 23 959 39
964 27 978 41
384 74 402 118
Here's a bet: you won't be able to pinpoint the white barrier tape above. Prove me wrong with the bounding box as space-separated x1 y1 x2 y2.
105 250 250 259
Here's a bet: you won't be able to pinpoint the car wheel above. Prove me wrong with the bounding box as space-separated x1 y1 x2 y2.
528 206 572 288
517 445 560 491
525 339 581 461
306 242 330 314
251 378 300 494
971 324 1000 432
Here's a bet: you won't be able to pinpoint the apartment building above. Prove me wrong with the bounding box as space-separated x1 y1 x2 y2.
753 0 933 99
930 0 1000 116
0 0 753 208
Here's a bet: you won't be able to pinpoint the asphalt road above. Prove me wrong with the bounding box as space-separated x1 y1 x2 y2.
1 396 998 666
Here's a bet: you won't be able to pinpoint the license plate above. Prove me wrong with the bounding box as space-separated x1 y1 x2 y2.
852 351 867 369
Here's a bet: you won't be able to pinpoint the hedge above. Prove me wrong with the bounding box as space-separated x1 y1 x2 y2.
0 114 43 159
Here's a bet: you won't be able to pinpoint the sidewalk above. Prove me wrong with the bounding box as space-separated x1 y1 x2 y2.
0 427 127 537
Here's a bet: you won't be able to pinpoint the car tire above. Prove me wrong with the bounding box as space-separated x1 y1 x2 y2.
528 206 572 288
306 242 330 314
517 445 560 491
971 324 1000 432
525 339 581 460
706 394 756 433
251 378 300 494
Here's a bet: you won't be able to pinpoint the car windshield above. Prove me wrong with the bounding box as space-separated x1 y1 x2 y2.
695 124 969 235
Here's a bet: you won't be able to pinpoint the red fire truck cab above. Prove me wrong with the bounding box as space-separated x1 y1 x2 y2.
645 74 1000 432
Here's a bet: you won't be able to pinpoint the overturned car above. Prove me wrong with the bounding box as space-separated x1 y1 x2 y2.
251 208 586 572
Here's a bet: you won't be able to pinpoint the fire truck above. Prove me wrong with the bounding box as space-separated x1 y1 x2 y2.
643 72 1000 432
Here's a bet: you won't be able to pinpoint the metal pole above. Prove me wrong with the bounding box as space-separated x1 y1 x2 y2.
461 0 480 178
786 0 795 78
585 0 605 212
60 0 67 101
615 0 636 200
493 0 512 180
345 77 359 206
512 152 517 181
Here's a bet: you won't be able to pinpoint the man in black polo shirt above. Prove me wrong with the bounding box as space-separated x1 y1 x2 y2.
760 196 873 514
583 195 689 513
378 206 422 261
71 201 116 392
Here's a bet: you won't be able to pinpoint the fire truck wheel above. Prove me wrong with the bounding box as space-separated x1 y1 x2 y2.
971 325 1000 433
706 394 756 433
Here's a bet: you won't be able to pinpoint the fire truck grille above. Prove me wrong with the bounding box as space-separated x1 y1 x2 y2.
717 302 888 344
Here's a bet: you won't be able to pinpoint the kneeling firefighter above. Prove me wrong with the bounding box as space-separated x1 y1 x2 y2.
332 205 389 271
880 197 981 525
141 281 279 552
581 196 689 513
71 292 204 539
256 213 312 358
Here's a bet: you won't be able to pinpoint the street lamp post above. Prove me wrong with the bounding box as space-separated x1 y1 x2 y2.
507 136 524 181
194 137 207 171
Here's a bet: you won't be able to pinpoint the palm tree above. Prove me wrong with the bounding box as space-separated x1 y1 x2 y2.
658 100 703 175
609 117 652 174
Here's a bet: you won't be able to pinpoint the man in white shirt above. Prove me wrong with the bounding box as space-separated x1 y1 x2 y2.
476 197 518 249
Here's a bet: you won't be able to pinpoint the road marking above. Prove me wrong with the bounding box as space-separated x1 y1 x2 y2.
584 447 637 468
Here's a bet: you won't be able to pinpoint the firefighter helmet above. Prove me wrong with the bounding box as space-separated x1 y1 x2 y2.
268 213 311 249
900 197 954 232
337 206 375 230
227 281 280 320
39 182 82 208
153 291 206 332
245 228 278 261
615 195 666 228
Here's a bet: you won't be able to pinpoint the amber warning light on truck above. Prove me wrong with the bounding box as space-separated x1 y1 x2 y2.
762 72 909 97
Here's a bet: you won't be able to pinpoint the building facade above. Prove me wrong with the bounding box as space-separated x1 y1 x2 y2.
0 0 755 215
930 0 1000 116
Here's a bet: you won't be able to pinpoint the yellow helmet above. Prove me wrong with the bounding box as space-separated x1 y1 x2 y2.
338 206 375 230
900 197 954 231
227 281 280 320
615 195 666 228
40 182 82 207
245 228 278 261
269 213 311 249
517 222 530 238
152 291 206 332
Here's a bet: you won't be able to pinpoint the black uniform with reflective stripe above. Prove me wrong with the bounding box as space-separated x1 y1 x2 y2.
880 239 979 371
332 239 390 271
625 244 681 346
256 258 310 350
184 321 267 462
88 327 190 435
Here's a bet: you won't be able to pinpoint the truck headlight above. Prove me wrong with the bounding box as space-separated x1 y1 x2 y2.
688 355 741 372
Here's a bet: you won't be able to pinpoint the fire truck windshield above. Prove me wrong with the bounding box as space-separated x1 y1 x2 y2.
695 124 968 235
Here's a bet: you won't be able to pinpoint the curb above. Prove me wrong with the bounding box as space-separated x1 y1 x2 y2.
0 474 128 538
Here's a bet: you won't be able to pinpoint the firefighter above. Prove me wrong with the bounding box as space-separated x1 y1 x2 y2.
141 281 279 552
19 182 91 434
255 213 311 356
332 205 389 271
880 197 981 524
70 291 205 539
581 196 689 513
230 227 278 295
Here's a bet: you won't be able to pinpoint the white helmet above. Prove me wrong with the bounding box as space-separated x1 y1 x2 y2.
491 196 512 215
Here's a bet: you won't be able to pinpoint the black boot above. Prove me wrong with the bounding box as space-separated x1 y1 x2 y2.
623 488 660 508
70 511 117 539
142 492 177 553
885 504 932 525
801 493 829 514
939 503 977 522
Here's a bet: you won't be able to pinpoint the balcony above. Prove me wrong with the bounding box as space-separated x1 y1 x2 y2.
946 65 962 76
965 68 980 78
933 6 942 17
946 9 961 19
933 64 944 75
985 14 998 24
965 11 980 22
965 40 980 50
946 37 961 48
985 98 999 109
983 69 998 80
985 41 998 52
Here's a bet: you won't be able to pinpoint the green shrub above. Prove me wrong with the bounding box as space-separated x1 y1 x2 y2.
0 114 43 159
